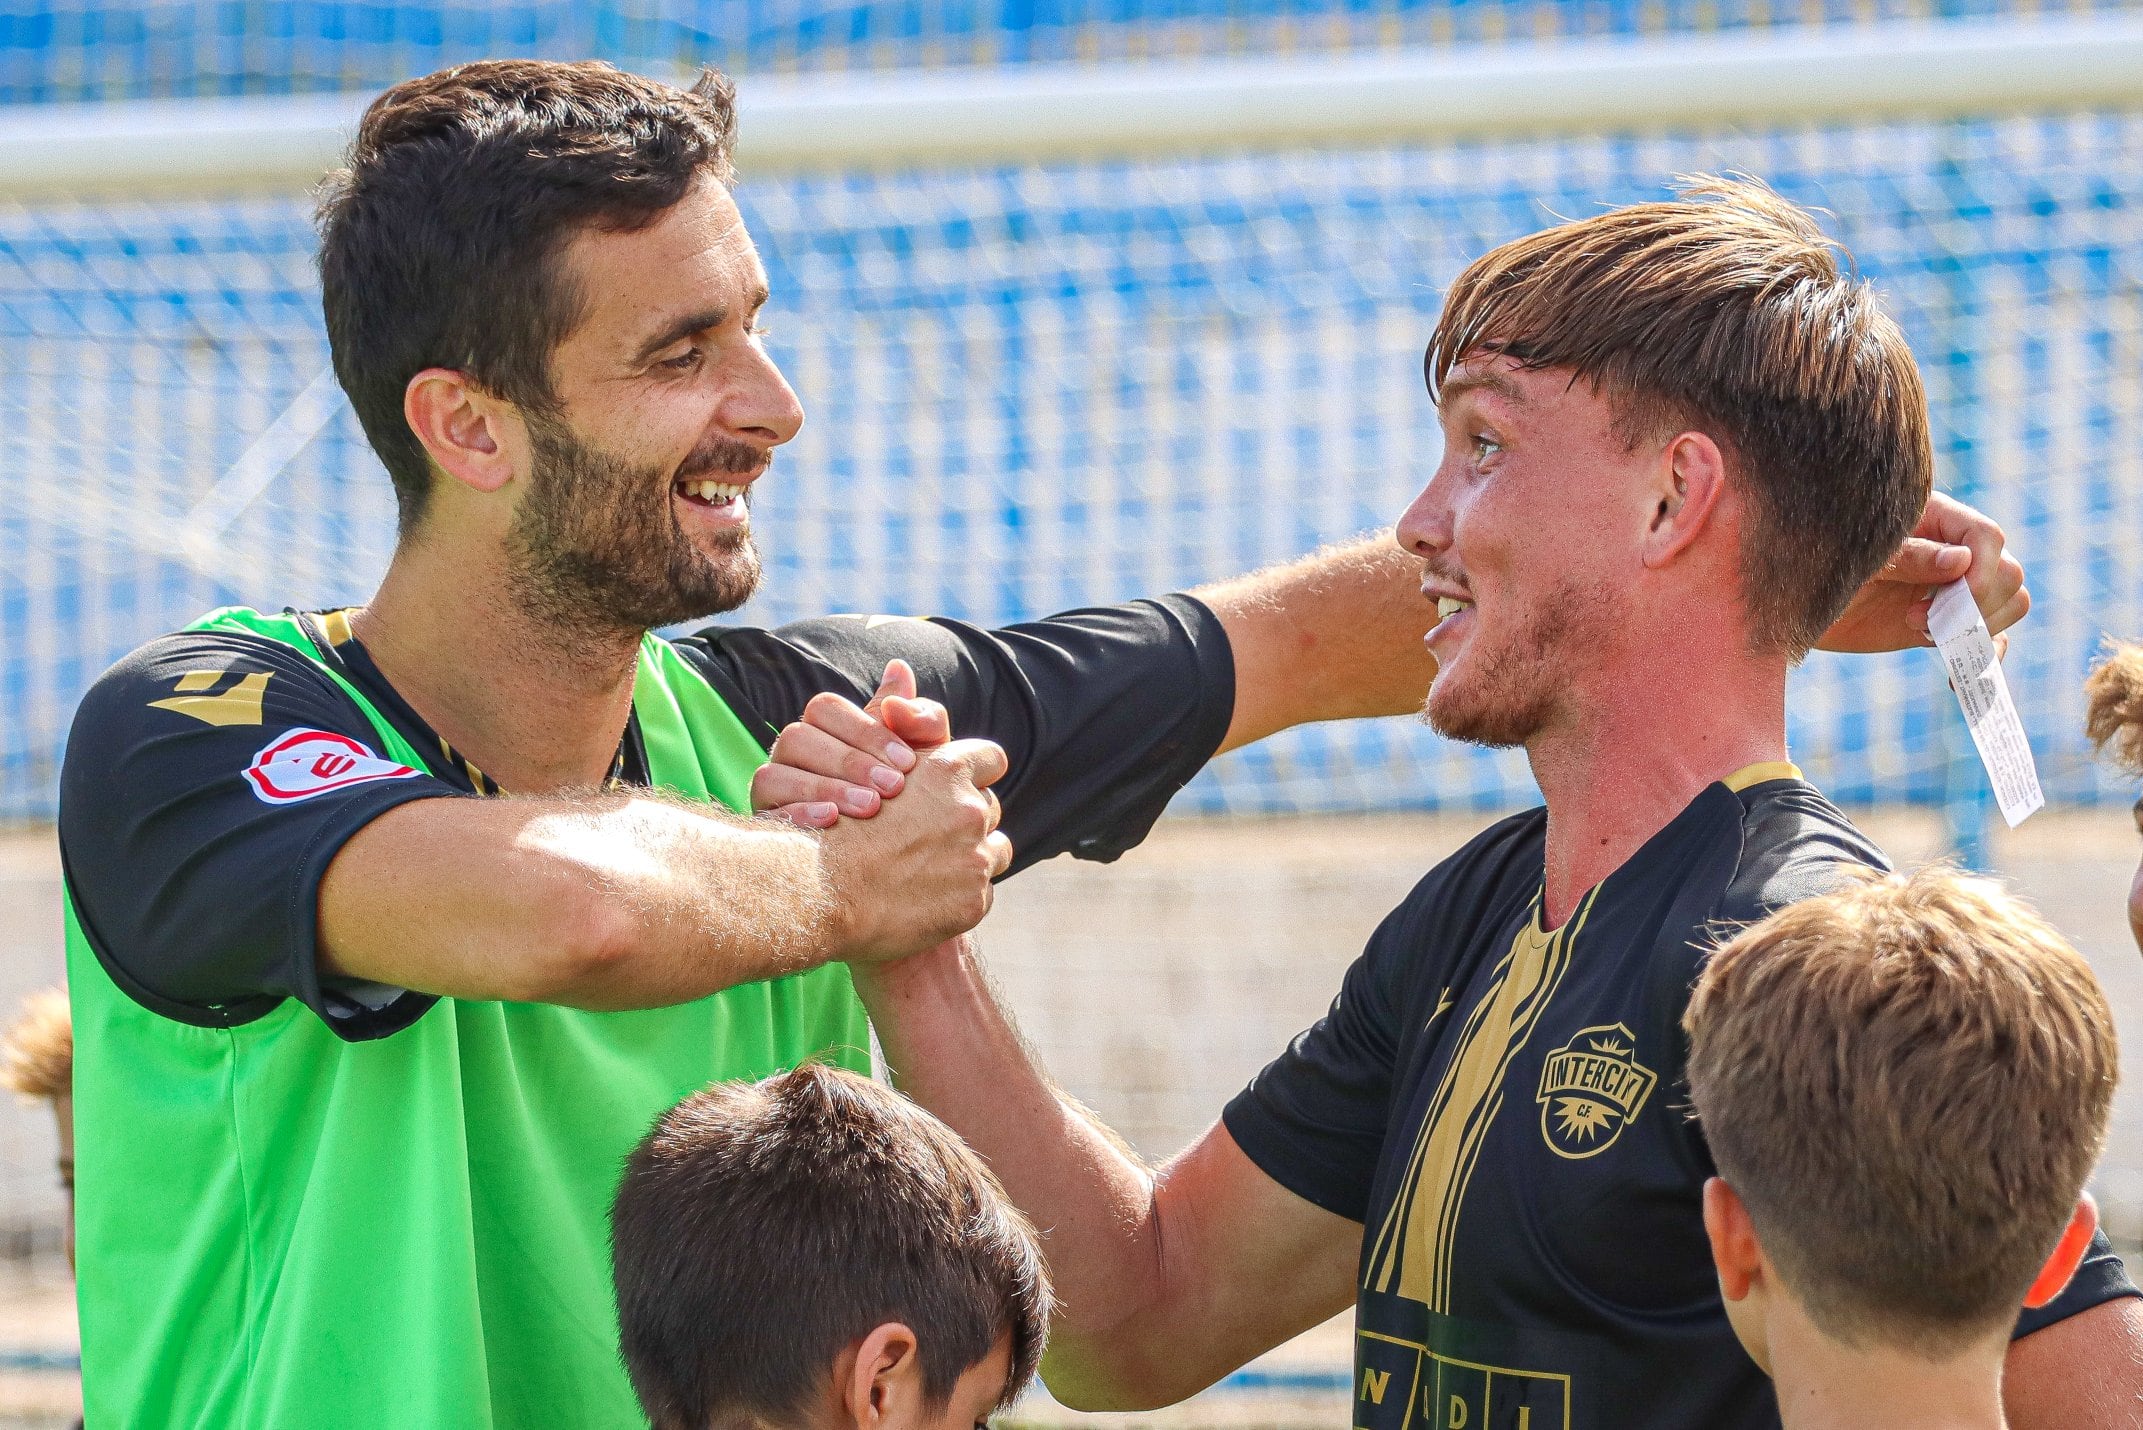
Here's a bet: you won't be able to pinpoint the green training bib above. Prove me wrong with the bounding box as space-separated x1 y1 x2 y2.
66 607 869 1429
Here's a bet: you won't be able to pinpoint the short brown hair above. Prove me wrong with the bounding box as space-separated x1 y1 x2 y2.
1427 176 1933 657
1684 867 2117 1354
318 60 738 532
2085 639 2143 775
0 989 69 1103
611 1064 1051 1430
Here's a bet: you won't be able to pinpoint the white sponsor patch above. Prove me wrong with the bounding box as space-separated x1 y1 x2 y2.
1929 579 2044 828
243 729 420 805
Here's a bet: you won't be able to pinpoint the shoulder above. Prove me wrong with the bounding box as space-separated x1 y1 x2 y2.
68 624 362 746
61 622 383 828
1712 779 1889 928
1366 807 1547 967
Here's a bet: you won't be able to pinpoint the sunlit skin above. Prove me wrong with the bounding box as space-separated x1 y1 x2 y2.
353 177 802 794
2130 797 2143 953
1393 354 1787 928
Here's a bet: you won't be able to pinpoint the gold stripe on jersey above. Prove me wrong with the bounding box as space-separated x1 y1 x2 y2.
319 608 358 647
1363 887 1596 1311
1722 760 1801 792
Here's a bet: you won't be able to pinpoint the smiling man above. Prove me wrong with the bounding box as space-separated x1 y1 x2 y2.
55 65 2034 1429
839 180 2141 1430
50 61 1458 1429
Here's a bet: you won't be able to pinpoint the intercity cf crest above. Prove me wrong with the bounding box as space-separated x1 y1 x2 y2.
1536 1023 1656 1160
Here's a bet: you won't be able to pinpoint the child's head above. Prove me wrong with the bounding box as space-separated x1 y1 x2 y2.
2085 638 2143 954
0 988 73 1268
611 1063 1052 1430
1684 867 2116 1369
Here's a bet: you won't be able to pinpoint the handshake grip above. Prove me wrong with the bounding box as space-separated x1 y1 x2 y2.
812 736 1014 966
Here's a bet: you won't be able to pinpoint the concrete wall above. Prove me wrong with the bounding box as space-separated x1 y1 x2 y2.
2 805 2139 1255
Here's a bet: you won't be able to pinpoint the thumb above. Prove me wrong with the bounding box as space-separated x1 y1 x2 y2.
868 659 919 712
881 695 951 749
950 738 1010 790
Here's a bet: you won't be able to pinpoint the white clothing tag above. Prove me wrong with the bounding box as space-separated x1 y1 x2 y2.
1928 579 2043 828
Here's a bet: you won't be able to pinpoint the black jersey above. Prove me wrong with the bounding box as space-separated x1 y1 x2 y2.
59 596 1231 1039
1224 766 2137 1430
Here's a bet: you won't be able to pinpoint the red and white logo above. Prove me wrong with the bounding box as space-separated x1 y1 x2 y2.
243 729 420 804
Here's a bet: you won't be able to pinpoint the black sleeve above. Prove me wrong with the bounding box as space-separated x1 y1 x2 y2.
1220 889 1419 1224
673 594 1234 876
58 629 464 1041
2012 1229 2139 1339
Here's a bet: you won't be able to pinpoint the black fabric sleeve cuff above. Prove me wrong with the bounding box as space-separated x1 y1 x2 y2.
1221 1086 1373 1226
1055 591 1234 867
280 782 462 1043
2013 1228 2139 1339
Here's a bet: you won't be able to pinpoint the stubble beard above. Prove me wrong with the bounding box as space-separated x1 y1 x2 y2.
1424 579 1605 749
508 413 766 640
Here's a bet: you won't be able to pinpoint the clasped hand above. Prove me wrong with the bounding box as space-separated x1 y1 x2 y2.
754 661 1010 964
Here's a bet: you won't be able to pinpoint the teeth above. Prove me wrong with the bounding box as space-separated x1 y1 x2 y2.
684 481 746 504
1437 596 1472 619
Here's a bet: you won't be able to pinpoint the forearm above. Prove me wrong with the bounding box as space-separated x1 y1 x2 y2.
1194 533 1435 753
854 942 1178 1400
2004 1297 2143 1428
322 791 838 1008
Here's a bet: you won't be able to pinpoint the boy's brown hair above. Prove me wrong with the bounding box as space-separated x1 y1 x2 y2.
0 989 70 1104
1684 866 2117 1355
611 1063 1052 1430
2085 639 2143 775
1426 176 1932 658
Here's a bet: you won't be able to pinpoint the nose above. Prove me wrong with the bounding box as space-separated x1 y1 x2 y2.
722 337 805 449
1395 457 1457 560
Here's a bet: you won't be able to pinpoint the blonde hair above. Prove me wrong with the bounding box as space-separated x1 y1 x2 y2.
1684 867 2116 1355
2084 639 2143 775
1427 176 1932 657
0 989 70 1103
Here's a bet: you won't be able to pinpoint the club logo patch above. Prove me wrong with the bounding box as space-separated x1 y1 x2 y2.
243 729 419 805
1536 1022 1657 1159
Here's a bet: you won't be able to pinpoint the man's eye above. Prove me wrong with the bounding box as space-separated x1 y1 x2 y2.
659 346 703 372
1472 435 1503 462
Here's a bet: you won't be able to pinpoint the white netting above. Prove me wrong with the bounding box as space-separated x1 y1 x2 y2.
7 113 2143 823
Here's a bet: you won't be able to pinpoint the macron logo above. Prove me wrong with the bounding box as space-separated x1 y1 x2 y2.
243 729 420 805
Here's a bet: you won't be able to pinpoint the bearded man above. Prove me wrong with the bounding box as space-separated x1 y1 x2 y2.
56 65 2025 1429
820 181 2141 1429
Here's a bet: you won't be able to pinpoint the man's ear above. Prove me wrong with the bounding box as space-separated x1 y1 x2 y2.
403 367 522 496
2023 1194 2099 1310
841 1323 924 1430
1640 431 1728 570
1703 1176 1763 1302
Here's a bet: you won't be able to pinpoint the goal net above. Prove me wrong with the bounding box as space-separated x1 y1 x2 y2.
7 18 2143 831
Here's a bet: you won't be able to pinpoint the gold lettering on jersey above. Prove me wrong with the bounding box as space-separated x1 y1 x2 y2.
1358 1335 1573 1430
148 671 271 727
1535 1023 1657 1159
1362 889 1596 1312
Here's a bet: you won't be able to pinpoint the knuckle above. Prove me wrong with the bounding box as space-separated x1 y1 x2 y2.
803 691 851 722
